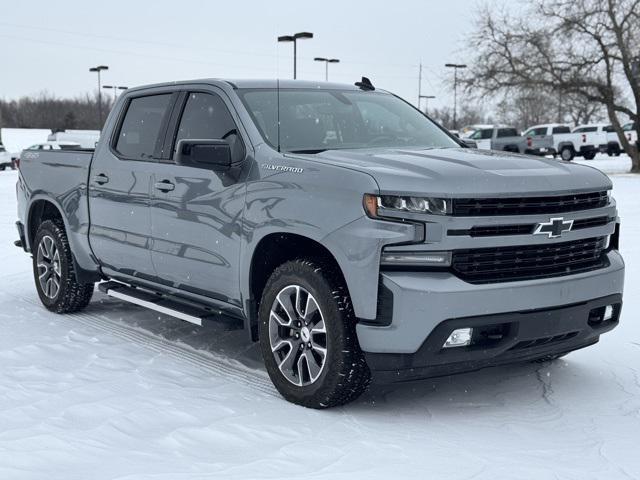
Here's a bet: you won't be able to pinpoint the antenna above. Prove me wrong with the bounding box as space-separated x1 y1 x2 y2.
277 79 281 153
355 76 375 91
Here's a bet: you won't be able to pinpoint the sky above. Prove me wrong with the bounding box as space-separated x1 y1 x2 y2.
1 0 484 110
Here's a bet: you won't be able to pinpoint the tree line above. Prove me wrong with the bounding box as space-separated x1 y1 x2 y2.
0 92 114 132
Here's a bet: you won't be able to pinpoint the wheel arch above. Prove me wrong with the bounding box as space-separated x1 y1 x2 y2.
246 231 351 341
26 196 101 284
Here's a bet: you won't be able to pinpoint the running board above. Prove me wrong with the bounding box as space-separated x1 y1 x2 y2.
98 281 242 328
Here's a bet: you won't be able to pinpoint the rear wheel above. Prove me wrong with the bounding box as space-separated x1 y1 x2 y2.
583 151 596 160
560 146 575 161
259 259 370 408
32 220 94 313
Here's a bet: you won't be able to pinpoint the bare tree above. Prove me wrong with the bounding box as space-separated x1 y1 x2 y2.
464 0 640 172
430 104 489 130
0 91 115 131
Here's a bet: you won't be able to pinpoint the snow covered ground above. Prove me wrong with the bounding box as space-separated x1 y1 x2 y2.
0 154 639 480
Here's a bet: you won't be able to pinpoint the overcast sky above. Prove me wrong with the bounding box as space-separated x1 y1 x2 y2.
2 0 483 110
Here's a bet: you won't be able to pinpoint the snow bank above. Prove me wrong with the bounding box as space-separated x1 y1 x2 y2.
0 128 51 156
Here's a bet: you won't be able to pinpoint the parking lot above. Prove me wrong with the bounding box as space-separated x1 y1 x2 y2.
0 153 638 480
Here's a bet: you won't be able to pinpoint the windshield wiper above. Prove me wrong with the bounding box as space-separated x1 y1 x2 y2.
289 149 327 154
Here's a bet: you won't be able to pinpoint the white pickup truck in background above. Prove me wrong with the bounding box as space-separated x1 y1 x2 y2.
522 123 599 161
573 124 623 156
623 122 637 147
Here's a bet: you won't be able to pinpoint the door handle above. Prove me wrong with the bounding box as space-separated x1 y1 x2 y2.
93 173 109 185
154 180 175 192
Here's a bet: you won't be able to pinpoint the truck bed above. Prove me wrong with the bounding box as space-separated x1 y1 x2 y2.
17 149 96 275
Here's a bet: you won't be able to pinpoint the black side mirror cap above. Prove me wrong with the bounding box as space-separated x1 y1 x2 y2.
175 139 232 170
460 139 478 148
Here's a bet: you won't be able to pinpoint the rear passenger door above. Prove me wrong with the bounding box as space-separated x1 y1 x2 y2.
148 89 249 306
89 92 177 280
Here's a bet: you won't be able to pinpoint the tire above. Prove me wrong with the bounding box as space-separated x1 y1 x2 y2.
560 147 575 161
583 151 596 160
258 259 370 408
32 219 94 313
608 144 621 157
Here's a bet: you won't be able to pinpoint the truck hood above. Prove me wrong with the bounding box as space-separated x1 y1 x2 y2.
301 147 612 196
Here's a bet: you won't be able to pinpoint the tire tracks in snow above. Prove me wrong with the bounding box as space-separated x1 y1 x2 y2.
7 290 278 398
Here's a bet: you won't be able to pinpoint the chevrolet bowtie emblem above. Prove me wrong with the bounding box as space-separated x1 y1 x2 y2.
534 217 574 238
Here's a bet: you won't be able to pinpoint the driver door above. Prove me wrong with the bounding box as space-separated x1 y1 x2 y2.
148 89 249 306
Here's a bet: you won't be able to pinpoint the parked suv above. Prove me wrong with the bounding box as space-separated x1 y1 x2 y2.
15 79 625 408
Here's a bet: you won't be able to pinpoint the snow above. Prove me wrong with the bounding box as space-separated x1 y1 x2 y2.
1 155 639 480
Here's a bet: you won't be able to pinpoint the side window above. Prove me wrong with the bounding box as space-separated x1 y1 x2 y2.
552 126 571 134
525 127 547 137
471 129 493 140
115 94 173 160
174 92 245 162
574 126 597 133
497 128 518 138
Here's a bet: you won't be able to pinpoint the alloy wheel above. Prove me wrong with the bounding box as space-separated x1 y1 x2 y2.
268 285 327 386
36 235 61 299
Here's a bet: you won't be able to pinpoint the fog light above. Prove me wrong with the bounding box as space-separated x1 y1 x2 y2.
604 305 614 321
443 328 473 348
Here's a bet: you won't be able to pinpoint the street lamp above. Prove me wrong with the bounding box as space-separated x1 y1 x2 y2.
89 65 109 126
278 32 313 79
445 63 467 130
419 95 436 115
314 57 340 81
103 85 128 102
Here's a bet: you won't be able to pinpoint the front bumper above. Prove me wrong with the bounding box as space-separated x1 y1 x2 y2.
365 293 621 382
357 250 624 354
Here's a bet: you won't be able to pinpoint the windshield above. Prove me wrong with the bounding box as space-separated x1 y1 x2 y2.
237 88 459 152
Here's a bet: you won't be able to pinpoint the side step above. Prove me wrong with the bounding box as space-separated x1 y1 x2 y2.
98 281 242 328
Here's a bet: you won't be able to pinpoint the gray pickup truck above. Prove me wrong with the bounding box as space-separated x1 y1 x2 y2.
467 126 530 153
15 78 625 408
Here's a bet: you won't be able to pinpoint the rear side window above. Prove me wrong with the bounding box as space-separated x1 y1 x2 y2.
497 128 518 138
173 92 244 162
526 127 547 137
574 126 597 133
471 129 493 140
552 126 571 134
116 94 173 160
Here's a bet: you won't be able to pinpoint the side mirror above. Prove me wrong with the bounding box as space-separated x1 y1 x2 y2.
175 139 232 170
460 138 478 149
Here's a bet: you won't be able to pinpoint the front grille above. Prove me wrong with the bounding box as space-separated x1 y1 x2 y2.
452 191 608 216
452 237 608 284
448 216 612 237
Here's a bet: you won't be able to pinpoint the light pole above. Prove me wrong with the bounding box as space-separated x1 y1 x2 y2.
277 32 313 79
89 65 109 126
314 57 340 81
445 63 467 130
419 95 436 115
103 85 128 102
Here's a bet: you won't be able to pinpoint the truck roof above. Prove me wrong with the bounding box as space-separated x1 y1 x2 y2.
126 78 369 94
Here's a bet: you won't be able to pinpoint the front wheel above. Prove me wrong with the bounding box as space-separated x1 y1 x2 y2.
560 147 575 161
32 220 94 313
259 259 370 408
583 151 596 160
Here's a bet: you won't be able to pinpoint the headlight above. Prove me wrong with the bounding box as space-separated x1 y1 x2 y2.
363 194 450 218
